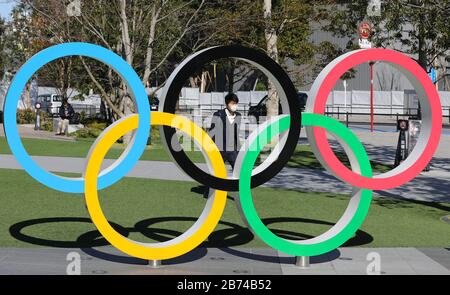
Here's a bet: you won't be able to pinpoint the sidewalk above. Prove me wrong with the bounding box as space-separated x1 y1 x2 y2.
0 124 75 141
0 154 449 203
0 247 448 275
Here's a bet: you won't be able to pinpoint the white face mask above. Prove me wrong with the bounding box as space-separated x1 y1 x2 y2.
227 104 237 113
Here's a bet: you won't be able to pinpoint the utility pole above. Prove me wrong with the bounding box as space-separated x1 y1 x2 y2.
358 21 375 132
370 61 375 132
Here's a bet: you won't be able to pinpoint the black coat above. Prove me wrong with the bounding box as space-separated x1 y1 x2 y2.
59 104 75 120
209 109 242 151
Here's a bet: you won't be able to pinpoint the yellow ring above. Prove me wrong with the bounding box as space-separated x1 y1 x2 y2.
84 112 227 260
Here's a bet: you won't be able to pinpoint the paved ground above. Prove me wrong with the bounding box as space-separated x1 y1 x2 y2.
0 124 75 141
0 150 449 203
271 127 450 202
0 247 448 275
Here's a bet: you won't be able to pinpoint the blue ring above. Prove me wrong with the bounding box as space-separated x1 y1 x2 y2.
3 43 150 193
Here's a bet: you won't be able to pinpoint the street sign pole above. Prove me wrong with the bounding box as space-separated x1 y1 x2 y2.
370 61 375 132
358 21 374 132
343 79 347 114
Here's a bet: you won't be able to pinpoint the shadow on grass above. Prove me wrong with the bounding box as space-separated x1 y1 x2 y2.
266 144 393 173
374 191 450 212
9 216 373 266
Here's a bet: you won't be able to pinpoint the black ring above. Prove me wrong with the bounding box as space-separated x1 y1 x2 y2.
160 45 301 191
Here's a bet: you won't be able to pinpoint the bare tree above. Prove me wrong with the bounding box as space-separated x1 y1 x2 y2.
25 0 209 144
264 0 279 118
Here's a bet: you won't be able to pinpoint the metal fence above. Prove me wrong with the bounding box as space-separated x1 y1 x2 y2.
324 106 450 125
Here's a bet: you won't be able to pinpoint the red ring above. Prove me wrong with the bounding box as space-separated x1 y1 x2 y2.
309 49 442 190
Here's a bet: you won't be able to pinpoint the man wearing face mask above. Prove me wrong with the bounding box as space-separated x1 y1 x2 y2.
209 93 242 169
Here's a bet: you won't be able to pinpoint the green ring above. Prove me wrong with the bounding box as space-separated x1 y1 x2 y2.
238 113 373 257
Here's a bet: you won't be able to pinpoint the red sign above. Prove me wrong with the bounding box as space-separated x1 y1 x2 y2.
359 22 372 39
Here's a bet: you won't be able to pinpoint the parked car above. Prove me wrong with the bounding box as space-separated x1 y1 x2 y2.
37 94 63 116
248 92 308 123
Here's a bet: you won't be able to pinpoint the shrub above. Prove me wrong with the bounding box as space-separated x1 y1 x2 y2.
17 109 36 124
73 120 107 139
41 112 54 132
72 120 161 143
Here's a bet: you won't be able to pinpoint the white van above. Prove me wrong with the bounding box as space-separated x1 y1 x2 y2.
37 94 63 116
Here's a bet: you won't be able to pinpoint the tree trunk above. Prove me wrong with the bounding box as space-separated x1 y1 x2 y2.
417 30 427 70
120 82 134 145
142 3 161 85
24 83 32 109
417 21 427 119
226 60 236 93
264 0 279 118
119 0 135 145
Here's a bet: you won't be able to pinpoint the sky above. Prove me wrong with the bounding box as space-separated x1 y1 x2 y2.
0 0 16 20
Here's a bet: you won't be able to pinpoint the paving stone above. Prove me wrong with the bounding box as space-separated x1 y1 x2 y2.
0 247 449 275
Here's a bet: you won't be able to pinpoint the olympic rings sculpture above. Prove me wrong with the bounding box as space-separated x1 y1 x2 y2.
2 43 442 261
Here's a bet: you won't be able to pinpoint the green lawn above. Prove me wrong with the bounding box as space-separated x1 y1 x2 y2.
0 136 393 172
274 144 393 173
0 136 206 163
0 168 448 248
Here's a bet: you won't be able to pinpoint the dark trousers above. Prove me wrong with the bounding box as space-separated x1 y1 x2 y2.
200 151 238 198
221 151 239 169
